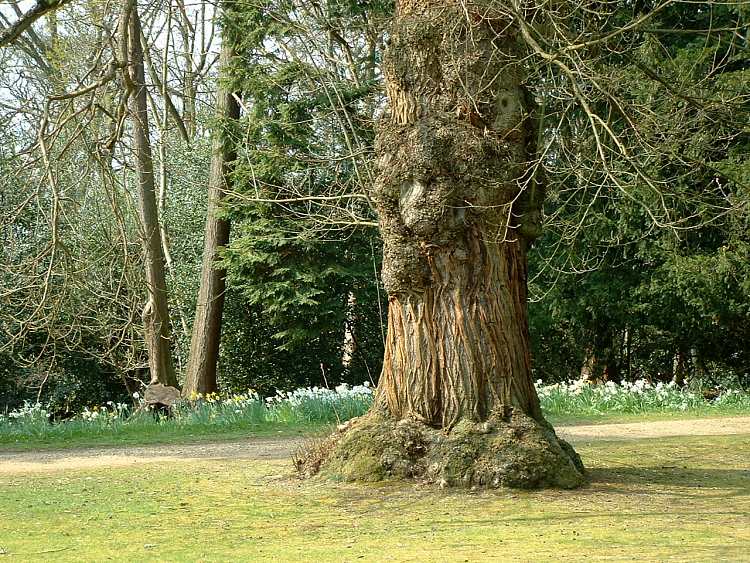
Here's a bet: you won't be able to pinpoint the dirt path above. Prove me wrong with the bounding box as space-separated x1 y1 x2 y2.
1 416 748 475
555 415 750 442
0 437 306 474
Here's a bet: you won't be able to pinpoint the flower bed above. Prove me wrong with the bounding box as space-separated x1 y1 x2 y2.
536 378 750 416
1 379 748 441
0 383 375 437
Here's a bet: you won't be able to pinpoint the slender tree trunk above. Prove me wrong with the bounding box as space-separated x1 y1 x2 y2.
125 4 177 387
371 0 542 428
672 350 687 386
581 325 618 383
183 73 197 138
182 29 240 397
625 328 632 380
153 9 191 360
172 0 198 138
580 347 597 382
341 292 357 370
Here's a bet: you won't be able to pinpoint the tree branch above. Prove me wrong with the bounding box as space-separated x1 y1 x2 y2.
0 0 75 48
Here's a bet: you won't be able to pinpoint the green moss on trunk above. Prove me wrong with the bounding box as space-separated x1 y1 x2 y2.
297 410 585 489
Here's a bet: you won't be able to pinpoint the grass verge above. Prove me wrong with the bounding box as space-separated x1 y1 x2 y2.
546 406 750 426
2 406 749 452
0 421 323 451
3 380 749 451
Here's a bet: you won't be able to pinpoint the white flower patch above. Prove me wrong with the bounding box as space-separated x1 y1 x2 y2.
5 401 50 423
533 377 748 415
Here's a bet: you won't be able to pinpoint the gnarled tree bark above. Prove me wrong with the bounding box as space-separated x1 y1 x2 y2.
300 0 584 489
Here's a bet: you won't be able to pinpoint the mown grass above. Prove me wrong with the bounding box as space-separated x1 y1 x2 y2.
1 432 748 561
546 406 750 426
0 413 316 451
0 419 318 451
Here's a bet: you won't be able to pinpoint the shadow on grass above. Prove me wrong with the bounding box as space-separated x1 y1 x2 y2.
587 466 750 493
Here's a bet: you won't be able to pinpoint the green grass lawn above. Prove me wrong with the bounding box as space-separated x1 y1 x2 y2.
1 431 748 561
0 420 317 452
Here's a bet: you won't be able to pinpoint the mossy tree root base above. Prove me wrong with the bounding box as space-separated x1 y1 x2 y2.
297 410 586 489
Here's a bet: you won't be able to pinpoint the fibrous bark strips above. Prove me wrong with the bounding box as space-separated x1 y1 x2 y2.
302 0 584 488
373 0 540 427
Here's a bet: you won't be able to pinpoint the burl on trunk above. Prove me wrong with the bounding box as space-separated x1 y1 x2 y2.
298 0 585 489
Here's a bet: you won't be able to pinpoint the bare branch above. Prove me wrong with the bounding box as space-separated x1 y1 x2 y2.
0 0 75 48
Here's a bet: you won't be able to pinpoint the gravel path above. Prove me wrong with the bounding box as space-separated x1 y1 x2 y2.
1 416 748 475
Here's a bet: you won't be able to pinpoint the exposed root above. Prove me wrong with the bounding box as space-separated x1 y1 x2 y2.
292 435 339 479
295 409 586 489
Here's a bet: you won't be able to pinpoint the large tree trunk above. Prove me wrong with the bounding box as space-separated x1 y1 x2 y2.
182 27 240 397
372 0 541 427
300 0 584 489
376 238 541 428
125 4 178 387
